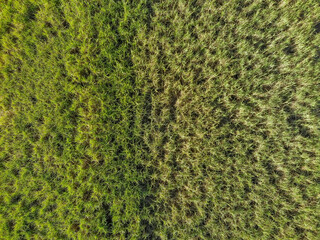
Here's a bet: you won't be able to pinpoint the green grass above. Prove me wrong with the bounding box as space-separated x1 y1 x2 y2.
0 0 320 239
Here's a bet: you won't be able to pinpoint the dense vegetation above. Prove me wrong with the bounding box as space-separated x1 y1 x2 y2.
0 0 319 239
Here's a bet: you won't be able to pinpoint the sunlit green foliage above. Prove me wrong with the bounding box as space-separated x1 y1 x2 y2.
0 0 320 239
0 0 151 239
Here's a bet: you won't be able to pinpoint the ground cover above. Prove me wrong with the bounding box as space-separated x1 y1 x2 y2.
0 0 320 239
